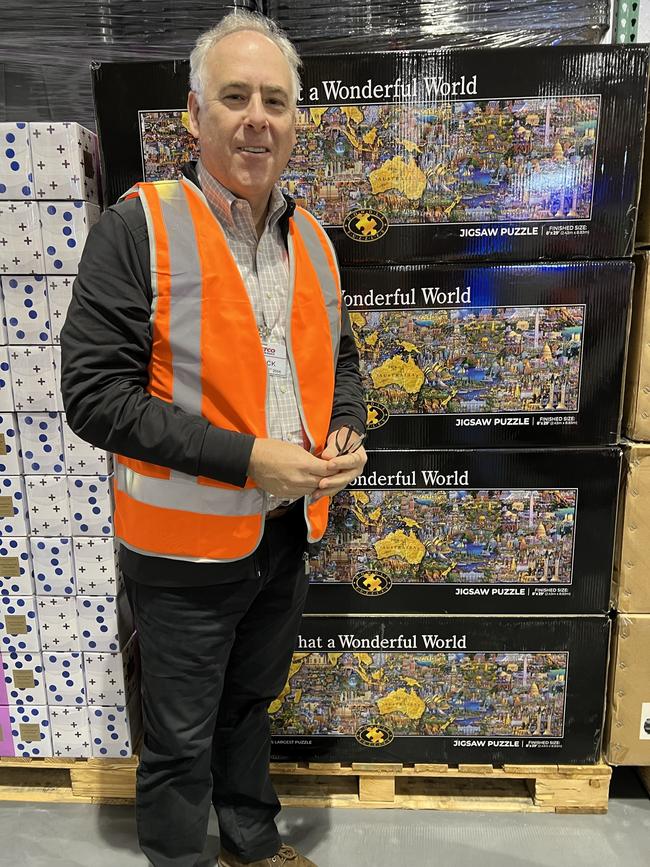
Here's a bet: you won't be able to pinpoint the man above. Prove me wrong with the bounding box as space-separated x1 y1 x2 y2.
60 11 366 867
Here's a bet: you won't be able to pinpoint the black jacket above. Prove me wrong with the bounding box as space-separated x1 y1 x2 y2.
60 163 366 585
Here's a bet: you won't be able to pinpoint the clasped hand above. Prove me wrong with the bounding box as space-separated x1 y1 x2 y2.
247 427 367 503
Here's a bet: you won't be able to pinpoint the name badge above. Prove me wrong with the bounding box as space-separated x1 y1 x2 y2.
263 343 288 378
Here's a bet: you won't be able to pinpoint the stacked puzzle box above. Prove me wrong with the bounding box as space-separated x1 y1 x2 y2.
267 45 649 766
0 122 140 759
90 45 649 766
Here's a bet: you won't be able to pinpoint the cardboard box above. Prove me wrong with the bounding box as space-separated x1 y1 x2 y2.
612 442 650 613
348 261 632 448
84 633 139 706
17 412 65 475
0 348 15 411
635 118 650 247
0 412 22 475
76 588 133 653
8 345 59 412
270 615 610 765
0 538 33 597
38 201 100 275
36 596 79 653
24 475 70 536
50 705 91 757
0 288 7 345
1 275 51 345
623 252 650 440
42 651 85 706
73 537 120 596
307 448 620 614
0 596 40 653
605 614 650 766
62 416 112 475
88 695 141 758
68 474 114 537
0 475 30 536
0 201 44 275
93 47 649 260
47 276 74 344
31 537 75 596
0 651 46 705
0 123 34 200
0 704 52 756
29 122 100 205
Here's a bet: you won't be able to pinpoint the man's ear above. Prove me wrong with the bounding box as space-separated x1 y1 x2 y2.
187 91 201 139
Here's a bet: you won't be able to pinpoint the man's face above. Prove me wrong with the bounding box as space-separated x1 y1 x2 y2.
188 30 296 207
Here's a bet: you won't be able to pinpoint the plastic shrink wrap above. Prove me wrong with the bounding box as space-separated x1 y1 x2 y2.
0 1 261 129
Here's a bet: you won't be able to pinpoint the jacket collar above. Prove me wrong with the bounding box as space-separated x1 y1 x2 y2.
181 161 296 243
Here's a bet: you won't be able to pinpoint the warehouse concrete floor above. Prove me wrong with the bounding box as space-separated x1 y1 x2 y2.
0 768 648 866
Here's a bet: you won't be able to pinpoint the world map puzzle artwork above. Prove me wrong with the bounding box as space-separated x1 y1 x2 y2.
138 95 599 229
351 305 585 416
311 488 577 586
269 649 568 738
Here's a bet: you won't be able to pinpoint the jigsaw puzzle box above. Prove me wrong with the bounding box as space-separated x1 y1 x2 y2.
344 260 633 448
306 447 621 615
93 46 648 266
270 614 610 765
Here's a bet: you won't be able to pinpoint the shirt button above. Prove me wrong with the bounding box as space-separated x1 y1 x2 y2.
280 385 287 394
265 291 272 299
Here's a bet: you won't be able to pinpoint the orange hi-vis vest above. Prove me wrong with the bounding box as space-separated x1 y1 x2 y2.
113 177 342 562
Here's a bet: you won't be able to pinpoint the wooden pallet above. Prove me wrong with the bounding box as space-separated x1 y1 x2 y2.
269 762 611 814
0 755 138 804
0 756 611 813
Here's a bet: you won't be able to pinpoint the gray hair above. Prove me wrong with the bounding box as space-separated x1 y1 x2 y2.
189 11 301 105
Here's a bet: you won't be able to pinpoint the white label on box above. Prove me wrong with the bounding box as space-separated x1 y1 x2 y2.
640 703 650 740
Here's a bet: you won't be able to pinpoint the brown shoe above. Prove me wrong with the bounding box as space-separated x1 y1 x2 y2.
218 843 318 867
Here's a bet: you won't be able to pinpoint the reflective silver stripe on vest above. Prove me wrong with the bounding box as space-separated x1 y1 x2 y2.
139 181 206 484
291 209 341 365
155 182 204 417
116 463 264 516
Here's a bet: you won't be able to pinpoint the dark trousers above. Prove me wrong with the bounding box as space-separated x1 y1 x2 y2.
124 504 309 867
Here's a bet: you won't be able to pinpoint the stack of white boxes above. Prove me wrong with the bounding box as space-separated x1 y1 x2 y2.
0 122 140 759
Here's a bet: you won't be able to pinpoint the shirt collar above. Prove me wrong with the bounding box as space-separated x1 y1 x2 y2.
197 159 287 232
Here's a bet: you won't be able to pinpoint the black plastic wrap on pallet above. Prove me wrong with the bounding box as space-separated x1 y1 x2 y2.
0 0 262 129
266 1 611 52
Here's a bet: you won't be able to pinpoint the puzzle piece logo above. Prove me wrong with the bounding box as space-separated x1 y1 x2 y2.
355 723 394 748
353 570 392 597
355 212 378 236
343 208 389 243
366 401 389 430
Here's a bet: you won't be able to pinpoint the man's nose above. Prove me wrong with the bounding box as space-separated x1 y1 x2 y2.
244 93 268 129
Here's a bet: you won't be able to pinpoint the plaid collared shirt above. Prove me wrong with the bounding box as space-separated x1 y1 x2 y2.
197 161 308 511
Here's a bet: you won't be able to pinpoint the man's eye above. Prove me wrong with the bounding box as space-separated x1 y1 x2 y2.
225 94 244 102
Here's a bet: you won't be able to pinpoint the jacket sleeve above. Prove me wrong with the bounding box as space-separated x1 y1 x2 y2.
59 200 255 487
328 298 367 438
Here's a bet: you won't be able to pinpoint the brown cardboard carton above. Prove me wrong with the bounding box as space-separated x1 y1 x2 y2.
624 253 650 440
613 442 650 613
605 614 650 765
